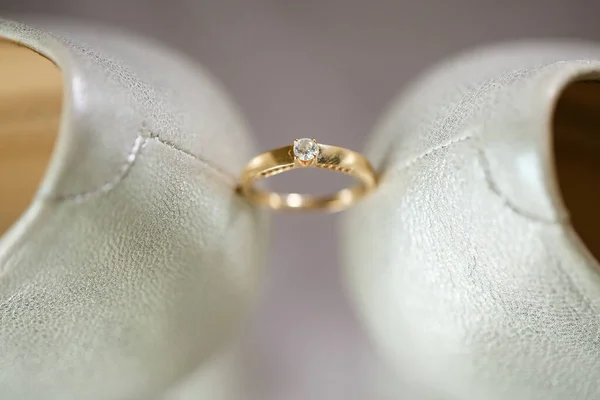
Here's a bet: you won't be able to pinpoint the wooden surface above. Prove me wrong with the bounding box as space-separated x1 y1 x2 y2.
0 39 62 234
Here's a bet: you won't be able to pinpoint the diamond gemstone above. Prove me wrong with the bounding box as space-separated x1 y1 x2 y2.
293 138 319 161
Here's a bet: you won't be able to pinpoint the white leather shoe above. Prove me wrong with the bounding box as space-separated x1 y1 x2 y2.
0 19 266 400
342 42 600 400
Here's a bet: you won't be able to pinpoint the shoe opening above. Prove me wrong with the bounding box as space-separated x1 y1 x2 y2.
554 80 600 261
0 38 61 236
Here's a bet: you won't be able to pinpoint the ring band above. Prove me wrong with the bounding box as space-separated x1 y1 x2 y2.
238 138 377 212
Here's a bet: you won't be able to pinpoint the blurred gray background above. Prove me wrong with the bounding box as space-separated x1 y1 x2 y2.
2 1 600 398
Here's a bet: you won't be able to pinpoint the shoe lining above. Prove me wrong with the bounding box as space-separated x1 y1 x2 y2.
554 80 600 261
0 38 61 236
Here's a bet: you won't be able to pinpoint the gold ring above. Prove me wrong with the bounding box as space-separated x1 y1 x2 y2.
238 138 377 212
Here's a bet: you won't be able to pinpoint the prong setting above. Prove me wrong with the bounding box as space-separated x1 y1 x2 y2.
293 138 320 166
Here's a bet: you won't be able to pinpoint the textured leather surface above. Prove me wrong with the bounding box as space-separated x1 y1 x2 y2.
0 19 266 399
342 42 600 400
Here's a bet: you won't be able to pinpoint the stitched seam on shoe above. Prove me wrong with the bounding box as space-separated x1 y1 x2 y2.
50 126 237 203
474 143 567 225
395 135 473 171
391 134 566 225
149 133 236 186
51 134 148 203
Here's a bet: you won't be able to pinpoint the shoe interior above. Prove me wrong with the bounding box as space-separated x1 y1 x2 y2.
0 38 62 236
554 80 600 261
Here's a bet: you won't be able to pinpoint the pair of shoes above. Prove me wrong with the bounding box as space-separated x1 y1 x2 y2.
2 19 600 400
